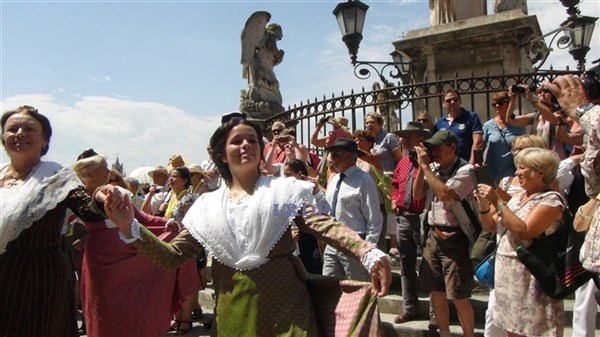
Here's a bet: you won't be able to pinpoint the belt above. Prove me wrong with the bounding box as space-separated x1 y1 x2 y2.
394 209 420 217
431 226 462 240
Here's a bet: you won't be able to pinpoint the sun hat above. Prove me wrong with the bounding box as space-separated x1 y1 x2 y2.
393 121 431 138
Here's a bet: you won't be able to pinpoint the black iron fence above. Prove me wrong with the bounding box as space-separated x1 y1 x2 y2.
265 69 579 151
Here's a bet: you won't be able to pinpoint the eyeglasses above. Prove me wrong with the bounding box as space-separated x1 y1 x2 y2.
416 118 429 123
444 98 459 104
221 111 247 125
271 129 282 134
492 101 509 107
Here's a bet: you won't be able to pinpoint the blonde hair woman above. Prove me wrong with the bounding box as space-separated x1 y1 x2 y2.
477 148 565 337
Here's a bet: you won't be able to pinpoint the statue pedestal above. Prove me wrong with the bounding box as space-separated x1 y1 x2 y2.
393 9 542 118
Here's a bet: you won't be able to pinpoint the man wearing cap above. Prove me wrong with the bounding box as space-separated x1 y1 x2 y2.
390 122 432 325
322 139 383 281
141 165 171 215
433 89 484 165
413 130 478 337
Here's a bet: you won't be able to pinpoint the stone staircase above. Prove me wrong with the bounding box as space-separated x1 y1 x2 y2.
193 258 599 337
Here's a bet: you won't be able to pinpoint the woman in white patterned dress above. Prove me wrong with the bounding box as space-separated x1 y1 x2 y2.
476 147 565 337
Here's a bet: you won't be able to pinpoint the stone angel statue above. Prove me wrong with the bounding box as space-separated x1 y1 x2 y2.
240 11 285 117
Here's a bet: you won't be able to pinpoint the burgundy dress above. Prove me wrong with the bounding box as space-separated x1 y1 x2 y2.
81 210 201 337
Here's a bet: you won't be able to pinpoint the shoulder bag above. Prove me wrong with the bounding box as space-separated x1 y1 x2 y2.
516 192 593 299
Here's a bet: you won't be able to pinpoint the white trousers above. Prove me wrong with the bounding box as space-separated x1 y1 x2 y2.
484 289 507 337
572 279 599 337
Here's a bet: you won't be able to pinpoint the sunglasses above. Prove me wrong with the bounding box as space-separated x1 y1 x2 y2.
271 129 283 134
492 101 509 107
416 118 429 123
444 98 459 104
221 111 248 125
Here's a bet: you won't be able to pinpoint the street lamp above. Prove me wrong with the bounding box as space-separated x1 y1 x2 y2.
524 0 597 71
333 0 412 84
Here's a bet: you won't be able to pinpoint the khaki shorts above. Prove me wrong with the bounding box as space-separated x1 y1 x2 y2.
420 230 474 299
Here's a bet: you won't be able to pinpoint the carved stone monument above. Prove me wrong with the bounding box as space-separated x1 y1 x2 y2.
429 0 487 26
394 8 541 119
240 11 285 119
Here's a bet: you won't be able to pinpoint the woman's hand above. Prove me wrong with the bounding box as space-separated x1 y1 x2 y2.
476 183 498 207
371 257 392 297
104 189 135 238
302 174 322 195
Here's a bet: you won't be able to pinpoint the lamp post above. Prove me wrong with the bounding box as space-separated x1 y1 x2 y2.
333 0 412 84
524 0 597 71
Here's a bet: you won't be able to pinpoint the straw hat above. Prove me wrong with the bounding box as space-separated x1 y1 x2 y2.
168 154 186 172
148 165 169 178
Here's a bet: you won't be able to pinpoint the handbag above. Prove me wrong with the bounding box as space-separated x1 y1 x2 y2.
474 228 507 288
516 192 593 299
474 252 496 288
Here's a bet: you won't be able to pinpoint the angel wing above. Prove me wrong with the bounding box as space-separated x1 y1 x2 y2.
241 11 271 79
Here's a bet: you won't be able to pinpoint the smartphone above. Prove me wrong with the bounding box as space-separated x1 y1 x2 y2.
475 166 495 187
474 149 484 165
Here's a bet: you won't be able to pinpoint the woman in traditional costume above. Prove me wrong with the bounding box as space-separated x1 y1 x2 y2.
104 119 391 336
73 151 199 337
0 106 105 337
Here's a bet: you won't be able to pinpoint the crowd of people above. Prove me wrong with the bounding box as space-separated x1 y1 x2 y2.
1 72 599 337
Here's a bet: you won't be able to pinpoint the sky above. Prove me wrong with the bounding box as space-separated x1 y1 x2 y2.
1 0 598 175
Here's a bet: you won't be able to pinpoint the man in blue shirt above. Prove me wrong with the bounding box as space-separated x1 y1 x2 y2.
433 89 484 164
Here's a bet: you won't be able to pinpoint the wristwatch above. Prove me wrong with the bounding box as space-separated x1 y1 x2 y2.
496 201 508 217
576 102 595 120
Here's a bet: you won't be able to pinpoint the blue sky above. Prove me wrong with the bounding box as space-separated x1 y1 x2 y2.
1 0 598 174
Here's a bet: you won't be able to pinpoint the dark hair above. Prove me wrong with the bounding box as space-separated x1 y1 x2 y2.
172 166 192 189
353 129 376 143
284 159 308 177
444 88 461 99
1 105 53 155
582 66 600 101
78 148 98 160
209 119 265 186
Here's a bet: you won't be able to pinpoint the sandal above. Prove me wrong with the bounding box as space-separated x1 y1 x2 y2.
175 321 192 335
168 320 180 332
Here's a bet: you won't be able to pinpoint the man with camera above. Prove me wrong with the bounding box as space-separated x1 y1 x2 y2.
389 122 434 325
412 130 478 337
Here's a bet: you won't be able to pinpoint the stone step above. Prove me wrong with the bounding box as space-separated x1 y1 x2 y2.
198 283 600 333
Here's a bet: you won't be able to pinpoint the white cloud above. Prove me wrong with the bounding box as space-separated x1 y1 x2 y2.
0 95 220 174
91 75 112 83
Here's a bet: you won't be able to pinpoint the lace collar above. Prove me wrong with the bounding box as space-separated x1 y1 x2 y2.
182 175 314 270
0 161 82 254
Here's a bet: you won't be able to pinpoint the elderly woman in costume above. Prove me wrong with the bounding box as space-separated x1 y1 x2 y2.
0 106 105 337
477 148 565 337
104 118 391 336
73 151 201 337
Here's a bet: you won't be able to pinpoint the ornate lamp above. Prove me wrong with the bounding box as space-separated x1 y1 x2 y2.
333 0 369 64
525 0 597 70
333 0 412 84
